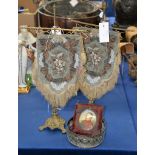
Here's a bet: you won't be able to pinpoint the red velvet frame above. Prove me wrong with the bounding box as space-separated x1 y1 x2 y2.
71 103 103 136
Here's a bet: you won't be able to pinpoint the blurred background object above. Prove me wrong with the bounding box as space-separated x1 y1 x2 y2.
112 0 137 27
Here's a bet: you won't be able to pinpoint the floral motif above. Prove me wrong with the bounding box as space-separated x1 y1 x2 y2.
37 34 80 86
53 53 66 73
83 31 118 78
85 41 108 77
89 48 101 66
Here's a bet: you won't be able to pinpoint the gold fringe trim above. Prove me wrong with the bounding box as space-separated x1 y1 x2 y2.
79 51 121 101
32 59 79 108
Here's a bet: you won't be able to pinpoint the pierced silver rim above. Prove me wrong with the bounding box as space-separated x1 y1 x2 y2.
66 118 106 148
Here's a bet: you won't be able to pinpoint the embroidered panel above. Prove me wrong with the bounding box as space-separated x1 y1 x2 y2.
36 34 81 91
75 28 121 100
78 28 119 85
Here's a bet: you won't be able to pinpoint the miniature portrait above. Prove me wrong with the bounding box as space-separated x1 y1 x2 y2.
79 109 97 131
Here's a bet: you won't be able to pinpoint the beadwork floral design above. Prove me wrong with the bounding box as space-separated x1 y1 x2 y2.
37 34 80 85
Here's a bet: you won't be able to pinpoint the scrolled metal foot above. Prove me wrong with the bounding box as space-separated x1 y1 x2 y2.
39 108 66 133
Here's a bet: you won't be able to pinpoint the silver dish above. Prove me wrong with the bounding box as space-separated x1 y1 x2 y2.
66 118 105 148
